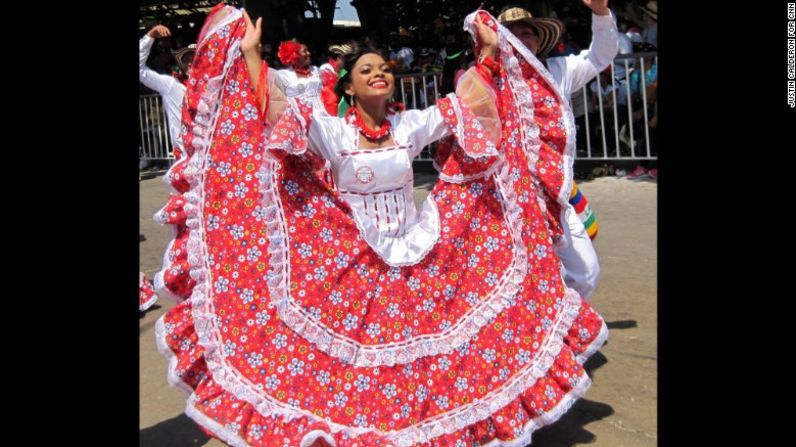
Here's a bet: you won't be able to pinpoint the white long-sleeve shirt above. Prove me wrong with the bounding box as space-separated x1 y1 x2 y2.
541 14 617 300
139 35 186 150
546 12 619 101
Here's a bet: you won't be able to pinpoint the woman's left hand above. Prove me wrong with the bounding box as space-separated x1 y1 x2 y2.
473 15 498 57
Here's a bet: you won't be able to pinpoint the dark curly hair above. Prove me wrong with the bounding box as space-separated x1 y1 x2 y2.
333 42 387 104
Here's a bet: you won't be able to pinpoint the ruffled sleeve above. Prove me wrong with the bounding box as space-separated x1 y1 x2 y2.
394 65 500 159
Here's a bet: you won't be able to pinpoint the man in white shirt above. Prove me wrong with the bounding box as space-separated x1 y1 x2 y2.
498 0 618 300
139 25 196 300
139 25 195 157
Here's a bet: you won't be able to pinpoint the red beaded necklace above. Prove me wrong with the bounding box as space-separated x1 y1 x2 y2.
294 66 311 76
345 106 391 141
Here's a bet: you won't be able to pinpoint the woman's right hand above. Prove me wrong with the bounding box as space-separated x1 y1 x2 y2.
241 9 263 56
147 25 171 39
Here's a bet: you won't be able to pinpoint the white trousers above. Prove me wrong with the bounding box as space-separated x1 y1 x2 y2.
556 205 601 300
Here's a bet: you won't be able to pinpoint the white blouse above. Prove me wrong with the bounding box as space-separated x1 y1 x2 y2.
307 106 451 267
269 67 499 266
275 67 323 102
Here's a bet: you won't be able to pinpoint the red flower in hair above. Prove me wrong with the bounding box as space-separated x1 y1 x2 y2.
278 40 303 66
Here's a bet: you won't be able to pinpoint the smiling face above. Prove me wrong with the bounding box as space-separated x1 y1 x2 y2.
344 52 395 103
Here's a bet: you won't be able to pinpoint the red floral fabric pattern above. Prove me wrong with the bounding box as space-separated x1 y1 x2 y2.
153 7 607 447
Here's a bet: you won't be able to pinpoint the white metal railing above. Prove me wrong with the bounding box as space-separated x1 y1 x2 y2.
392 72 442 160
139 93 175 161
138 53 657 164
577 52 658 160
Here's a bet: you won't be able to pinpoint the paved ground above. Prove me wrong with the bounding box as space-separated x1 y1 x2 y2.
140 173 657 447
